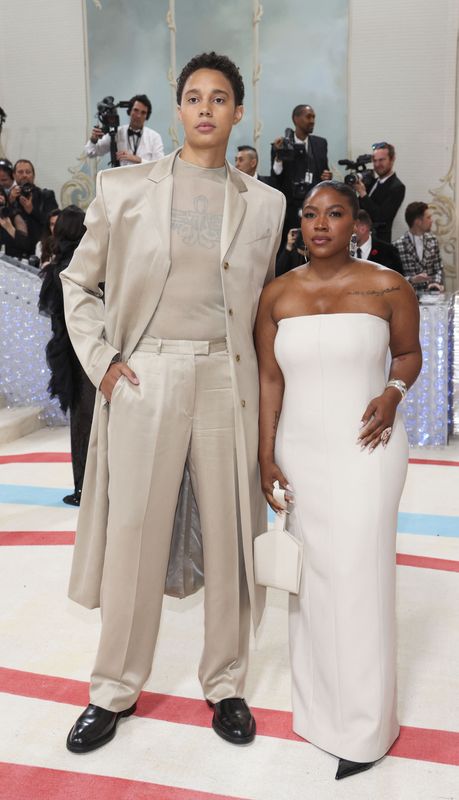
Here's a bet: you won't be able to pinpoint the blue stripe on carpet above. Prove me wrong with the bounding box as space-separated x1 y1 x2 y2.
1 484 459 537
267 507 459 537
0 485 72 507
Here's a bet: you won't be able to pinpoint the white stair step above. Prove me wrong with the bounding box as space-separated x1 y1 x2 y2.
0 406 46 445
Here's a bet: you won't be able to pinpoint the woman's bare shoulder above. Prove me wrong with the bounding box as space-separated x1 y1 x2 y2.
353 262 409 296
261 265 307 302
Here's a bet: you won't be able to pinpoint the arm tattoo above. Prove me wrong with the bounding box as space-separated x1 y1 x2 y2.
347 286 401 297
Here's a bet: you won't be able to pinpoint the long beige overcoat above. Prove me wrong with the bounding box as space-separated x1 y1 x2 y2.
61 149 285 629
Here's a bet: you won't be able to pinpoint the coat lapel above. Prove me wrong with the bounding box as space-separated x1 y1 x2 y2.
122 152 177 357
221 163 248 262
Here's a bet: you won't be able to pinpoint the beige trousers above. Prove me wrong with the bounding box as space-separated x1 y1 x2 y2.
89 336 251 712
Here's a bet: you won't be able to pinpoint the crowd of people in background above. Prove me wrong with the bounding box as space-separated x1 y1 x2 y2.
0 93 445 507
0 95 445 295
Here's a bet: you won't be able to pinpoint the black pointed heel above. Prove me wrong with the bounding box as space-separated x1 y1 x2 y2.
335 758 374 780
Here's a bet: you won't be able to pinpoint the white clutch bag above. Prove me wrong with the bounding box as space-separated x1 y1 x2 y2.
254 482 303 594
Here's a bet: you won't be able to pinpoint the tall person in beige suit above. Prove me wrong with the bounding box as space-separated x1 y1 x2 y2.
63 52 285 753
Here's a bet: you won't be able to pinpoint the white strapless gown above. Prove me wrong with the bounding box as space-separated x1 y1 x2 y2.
274 314 408 763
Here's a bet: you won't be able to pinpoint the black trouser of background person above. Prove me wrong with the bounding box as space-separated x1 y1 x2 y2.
68 364 96 505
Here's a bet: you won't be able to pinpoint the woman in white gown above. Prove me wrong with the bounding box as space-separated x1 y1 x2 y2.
255 182 421 780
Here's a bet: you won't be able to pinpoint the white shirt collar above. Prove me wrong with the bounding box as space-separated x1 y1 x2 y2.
375 171 393 185
360 235 372 260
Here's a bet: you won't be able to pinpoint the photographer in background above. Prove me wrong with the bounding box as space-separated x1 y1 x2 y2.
8 159 58 253
84 94 164 167
0 186 31 258
356 142 405 242
271 104 332 242
354 210 403 273
276 226 307 276
0 159 15 196
394 202 444 293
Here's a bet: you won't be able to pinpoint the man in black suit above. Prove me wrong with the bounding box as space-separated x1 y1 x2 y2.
354 210 403 273
235 145 272 185
8 159 58 252
356 142 405 242
271 104 332 242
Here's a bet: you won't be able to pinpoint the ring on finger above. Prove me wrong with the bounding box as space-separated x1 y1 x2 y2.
381 426 392 444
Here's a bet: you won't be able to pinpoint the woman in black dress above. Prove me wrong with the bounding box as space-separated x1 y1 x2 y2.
38 205 95 505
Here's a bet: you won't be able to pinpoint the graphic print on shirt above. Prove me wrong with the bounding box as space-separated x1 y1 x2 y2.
172 195 223 249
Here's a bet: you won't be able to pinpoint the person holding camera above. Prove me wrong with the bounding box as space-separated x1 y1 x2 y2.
84 94 164 167
8 159 58 253
276 226 307 275
0 186 31 258
394 202 444 293
355 142 405 243
271 104 332 242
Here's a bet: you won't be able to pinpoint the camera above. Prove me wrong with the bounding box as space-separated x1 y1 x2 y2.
20 182 34 198
96 96 130 135
275 128 296 162
338 154 373 188
292 180 308 202
0 204 10 219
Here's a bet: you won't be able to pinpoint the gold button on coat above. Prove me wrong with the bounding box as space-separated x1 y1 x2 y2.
235 354 240 362
241 399 246 407
228 308 233 316
223 262 229 270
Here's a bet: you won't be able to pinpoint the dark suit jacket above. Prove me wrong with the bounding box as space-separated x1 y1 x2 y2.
17 185 58 251
270 134 329 204
366 237 404 274
359 173 405 242
258 174 274 187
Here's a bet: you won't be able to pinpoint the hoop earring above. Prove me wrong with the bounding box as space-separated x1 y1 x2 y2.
349 233 358 257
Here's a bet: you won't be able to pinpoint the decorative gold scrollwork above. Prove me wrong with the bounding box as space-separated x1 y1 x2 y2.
167 1 179 149
60 152 96 210
252 1 263 150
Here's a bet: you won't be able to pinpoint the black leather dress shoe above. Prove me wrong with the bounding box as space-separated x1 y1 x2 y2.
66 702 137 753
335 758 374 780
208 698 256 745
63 490 81 506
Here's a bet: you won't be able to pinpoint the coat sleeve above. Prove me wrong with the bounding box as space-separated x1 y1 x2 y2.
60 170 118 389
264 193 286 286
432 238 444 284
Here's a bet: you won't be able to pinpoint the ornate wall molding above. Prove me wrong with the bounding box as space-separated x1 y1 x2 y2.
61 0 96 208
252 1 263 150
429 32 458 291
60 152 96 210
167 0 179 149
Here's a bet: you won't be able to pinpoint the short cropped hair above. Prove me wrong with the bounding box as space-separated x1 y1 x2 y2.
356 210 372 227
176 52 245 106
292 104 312 123
405 201 429 228
237 145 258 165
373 142 395 160
127 94 152 119
304 180 360 220
14 159 35 176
